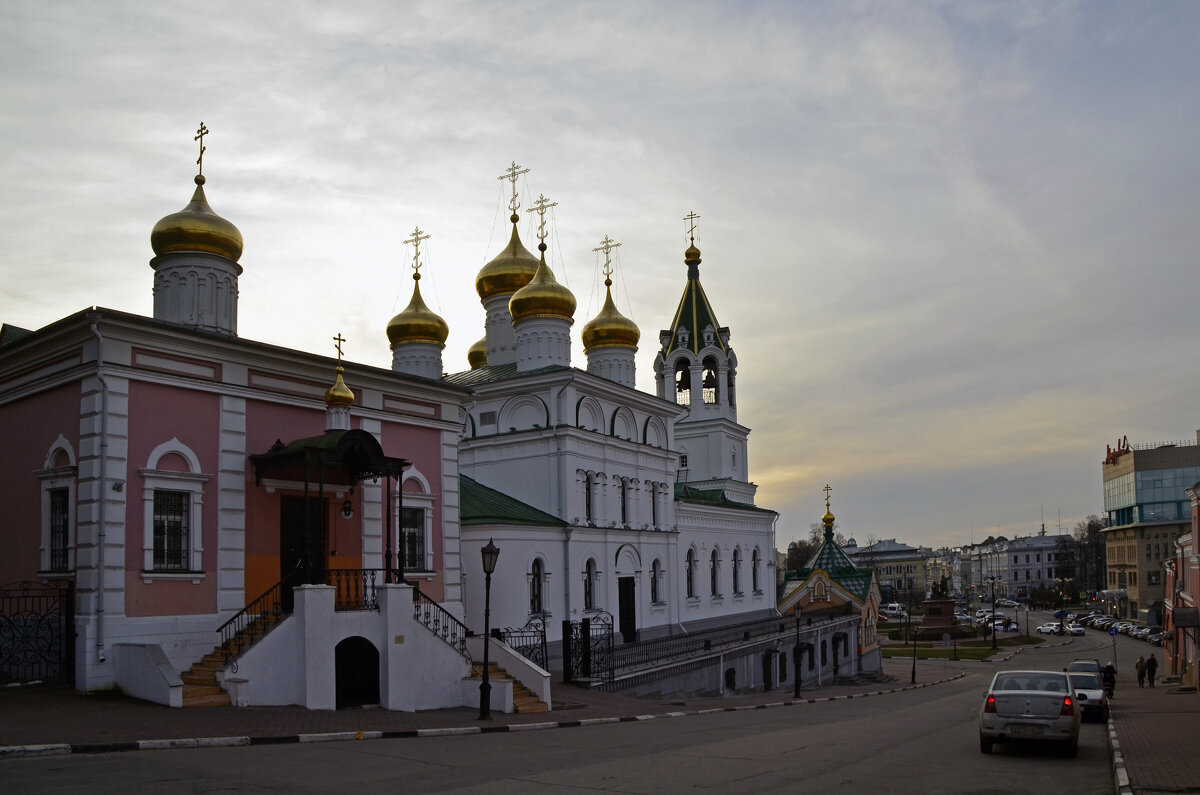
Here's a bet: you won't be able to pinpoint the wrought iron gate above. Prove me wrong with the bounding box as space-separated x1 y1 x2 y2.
562 611 613 684
499 616 547 670
0 581 75 686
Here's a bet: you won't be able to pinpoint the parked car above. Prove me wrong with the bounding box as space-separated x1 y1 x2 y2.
1066 624 1086 636
1148 633 1164 646
1067 671 1110 721
1066 659 1102 675
979 670 1080 756
1036 623 1065 635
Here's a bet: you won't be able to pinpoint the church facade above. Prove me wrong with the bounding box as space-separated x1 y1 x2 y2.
0 152 777 707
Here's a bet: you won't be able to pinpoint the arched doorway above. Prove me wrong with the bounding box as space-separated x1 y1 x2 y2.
335 636 380 708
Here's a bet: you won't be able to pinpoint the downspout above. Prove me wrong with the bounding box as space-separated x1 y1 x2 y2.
90 316 108 662
555 378 574 619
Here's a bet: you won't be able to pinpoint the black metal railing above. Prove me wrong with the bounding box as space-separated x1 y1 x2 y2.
0 580 74 686
412 585 470 659
499 615 548 670
217 572 298 672
326 568 380 611
563 611 614 683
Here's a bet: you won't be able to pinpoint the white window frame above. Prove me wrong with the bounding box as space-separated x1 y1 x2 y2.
400 467 436 573
36 435 77 576
140 438 209 580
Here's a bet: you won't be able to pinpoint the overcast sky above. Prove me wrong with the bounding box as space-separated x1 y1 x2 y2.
3 1 1198 551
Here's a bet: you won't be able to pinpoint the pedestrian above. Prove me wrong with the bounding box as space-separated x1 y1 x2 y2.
1102 661 1117 698
1136 655 1146 688
1147 653 1158 688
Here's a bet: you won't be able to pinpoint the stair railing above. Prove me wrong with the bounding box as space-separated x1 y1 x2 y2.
217 570 300 672
412 584 471 659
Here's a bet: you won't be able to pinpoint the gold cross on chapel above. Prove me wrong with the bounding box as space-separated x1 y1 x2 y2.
593 235 622 280
195 122 209 176
823 483 832 509
684 210 700 242
404 226 431 275
498 161 530 215
532 193 557 242
333 333 346 363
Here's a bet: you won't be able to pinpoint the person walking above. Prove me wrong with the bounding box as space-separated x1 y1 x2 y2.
1147 653 1158 688
1136 655 1147 688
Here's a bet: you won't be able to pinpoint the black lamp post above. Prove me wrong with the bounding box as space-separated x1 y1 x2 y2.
479 538 500 720
986 576 998 650
1054 576 1068 635
793 605 803 698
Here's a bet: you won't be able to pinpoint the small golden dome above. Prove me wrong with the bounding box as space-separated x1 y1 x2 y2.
475 219 540 302
822 506 836 527
509 254 576 323
684 242 701 262
386 274 449 347
151 175 244 261
324 365 355 408
582 280 640 351
467 336 487 369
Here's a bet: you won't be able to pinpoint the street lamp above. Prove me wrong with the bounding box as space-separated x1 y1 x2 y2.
985 576 999 650
1054 576 1068 635
793 604 803 698
479 538 500 720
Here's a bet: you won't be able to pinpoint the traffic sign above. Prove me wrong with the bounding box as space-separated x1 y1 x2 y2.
1109 626 1119 637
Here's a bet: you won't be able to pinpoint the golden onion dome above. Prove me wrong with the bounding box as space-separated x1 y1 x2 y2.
386 274 449 347
475 217 540 302
467 336 487 369
324 366 355 408
509 253 576 323
582 280 640 352
684 241 701 262
151 175 244 261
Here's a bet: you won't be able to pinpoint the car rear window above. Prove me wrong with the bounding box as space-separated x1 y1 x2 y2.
1069 673 1101 688
993 674 1068 692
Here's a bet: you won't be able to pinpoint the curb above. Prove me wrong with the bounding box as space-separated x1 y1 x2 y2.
0 672 966 759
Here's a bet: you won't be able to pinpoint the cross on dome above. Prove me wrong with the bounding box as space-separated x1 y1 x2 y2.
684 210 700 242
593 235 622 284
498 161 530 216
404 226 431 277
195 122 209 176
333 332 346 363
532 193 557 243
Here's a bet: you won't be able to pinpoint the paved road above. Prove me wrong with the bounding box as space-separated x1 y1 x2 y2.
3 655 1112 794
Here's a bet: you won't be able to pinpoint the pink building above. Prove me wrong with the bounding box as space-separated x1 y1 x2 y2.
1168 487 1199 684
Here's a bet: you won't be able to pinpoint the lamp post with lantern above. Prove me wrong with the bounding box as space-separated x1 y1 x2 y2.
478 539 500 720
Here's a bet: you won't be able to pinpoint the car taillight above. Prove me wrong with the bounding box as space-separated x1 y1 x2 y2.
984 694 997 713
1060 695 1074 716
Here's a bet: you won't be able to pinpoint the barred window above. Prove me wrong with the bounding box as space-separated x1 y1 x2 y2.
153 490 189 570
402 507 426 570
49 487 69 571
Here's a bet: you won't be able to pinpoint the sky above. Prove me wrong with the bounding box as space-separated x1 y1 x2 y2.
3 1 1198 551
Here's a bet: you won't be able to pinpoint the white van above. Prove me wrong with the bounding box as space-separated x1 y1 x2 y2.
883 603 907 618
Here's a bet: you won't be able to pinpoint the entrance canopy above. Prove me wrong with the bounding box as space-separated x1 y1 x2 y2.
251 428 407 485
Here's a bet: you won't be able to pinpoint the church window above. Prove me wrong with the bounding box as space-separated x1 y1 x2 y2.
686 549 696 598
584 558 597 610
583 474 594 524
679 454 688 470
651 558 662 604
710 549 720 596
732 548 742 595
674 359 691 405
37 437 77 575
530 558 545 614
650 483 659 528
401 507 426 570
751 549 760 593
153 490 189 570
702 356 719 404
48 488 70 572
620 479 629 526
479 410 497 426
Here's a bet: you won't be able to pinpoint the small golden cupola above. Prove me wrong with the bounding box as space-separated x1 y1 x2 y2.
325 365 355 408
467 336 488 369
150 124 244 337
388 227 449 380
324 334 355 432
582 236 640 352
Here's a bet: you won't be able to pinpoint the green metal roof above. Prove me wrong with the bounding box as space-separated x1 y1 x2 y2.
659 254 727 357
782 535 876 602
443 363 567 387
674 483 775 513
460 475 566 527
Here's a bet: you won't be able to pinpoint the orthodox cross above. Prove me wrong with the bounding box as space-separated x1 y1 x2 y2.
593 235 621 283
823 483 832 509
498 161 530 215
404 226 431 276
333 333 346 363
684 210 700 242
195 122 209 175
532 193 557 243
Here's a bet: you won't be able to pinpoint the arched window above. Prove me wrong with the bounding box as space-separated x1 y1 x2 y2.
732 548 742 595
686 548 696 598
584 558 597 610
583 473 594 524
751 548 760 593
702 356 719 404
651 558 662 604
710 549 720 596
530 558 545 614
674 359 691 406
620 479 629 526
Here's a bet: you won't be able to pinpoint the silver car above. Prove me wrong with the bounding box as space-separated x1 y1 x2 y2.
979 670 1081 756
1067 671 1109 721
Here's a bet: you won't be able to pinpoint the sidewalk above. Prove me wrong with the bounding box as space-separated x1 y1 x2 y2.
0 657 960 756
1109 671 1200 795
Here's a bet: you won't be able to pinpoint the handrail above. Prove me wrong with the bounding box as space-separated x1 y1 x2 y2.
326 568 380 611
217 570 300 672
412 584 471 659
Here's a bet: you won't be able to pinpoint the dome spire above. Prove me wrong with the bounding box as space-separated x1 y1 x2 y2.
821 483 835 543
683 209 701 278
387 227 449 379
325 333 355 431
583 235 639 387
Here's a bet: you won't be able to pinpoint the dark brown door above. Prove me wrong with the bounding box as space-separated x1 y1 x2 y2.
618 577 636 644
280 496 328 611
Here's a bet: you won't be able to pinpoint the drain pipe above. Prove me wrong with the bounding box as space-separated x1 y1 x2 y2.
554 378 574 620
90 314 109 664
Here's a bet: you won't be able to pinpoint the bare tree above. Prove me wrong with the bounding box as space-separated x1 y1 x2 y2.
1072 515 1107 594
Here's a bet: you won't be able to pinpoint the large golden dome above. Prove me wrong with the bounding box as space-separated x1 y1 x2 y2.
475 218 540 302
509 254 576 323
151 175 243 261
387 274 449 347
582 280 639 351
467 336 487 369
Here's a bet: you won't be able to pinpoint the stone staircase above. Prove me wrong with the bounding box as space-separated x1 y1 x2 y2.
471 661 549 714
181 610 288 707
